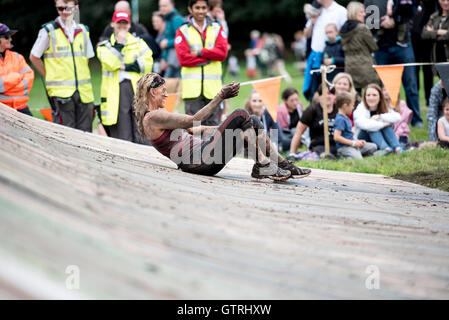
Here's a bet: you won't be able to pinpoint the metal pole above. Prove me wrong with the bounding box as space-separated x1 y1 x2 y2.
320 65 330 156
132 0 139 24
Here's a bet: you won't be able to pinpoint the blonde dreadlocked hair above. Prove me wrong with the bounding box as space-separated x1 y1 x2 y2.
134 73 161 139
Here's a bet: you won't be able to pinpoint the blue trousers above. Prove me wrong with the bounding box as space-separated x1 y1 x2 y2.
375 43 423 125
358 126 400 150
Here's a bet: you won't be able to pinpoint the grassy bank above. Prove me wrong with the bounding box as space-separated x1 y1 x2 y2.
293 146 449 192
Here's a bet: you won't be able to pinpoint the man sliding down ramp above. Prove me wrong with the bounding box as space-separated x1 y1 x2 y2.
134 73 311 181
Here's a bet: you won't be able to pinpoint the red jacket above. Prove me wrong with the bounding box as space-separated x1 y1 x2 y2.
0 50 34 110
175 16 228 68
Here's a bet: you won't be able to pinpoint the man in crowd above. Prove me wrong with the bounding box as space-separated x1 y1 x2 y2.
97 10 153 143
98 1 149 43
303 0 347 101
175 0 228 126
159 0 185 78
208 0 229 37
364 0 424 127
30 0 95 132
0 23 34 116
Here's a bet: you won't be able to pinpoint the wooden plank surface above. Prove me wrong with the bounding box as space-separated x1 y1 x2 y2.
1 104 449 299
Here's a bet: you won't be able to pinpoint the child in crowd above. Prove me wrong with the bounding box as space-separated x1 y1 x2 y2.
245 49 257 78
383 88 413 145
322 23 345 82
292 30 307 62
334 92 377 159
437 98 449 148
228 54 239 78
387 0 419 47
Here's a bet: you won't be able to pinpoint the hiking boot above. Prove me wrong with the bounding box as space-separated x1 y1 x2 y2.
278 159 312 178
251 162 292 181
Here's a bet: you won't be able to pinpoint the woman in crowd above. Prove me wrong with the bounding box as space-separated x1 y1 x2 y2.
340 1 379 94
277 87 310 151
289 84 338 157
244 90 283 148
422 0 449 66
152 11 166 75
332 72 360 126
353 83 402 154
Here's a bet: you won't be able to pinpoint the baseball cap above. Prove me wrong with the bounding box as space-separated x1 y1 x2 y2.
112 11 131 23
0 23 18 37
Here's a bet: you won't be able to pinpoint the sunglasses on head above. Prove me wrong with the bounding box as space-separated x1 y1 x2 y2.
147 75 165 92
56 5 75 12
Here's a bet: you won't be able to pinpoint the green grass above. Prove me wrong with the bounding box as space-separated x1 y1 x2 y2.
296 146 449 191
27 59 449 192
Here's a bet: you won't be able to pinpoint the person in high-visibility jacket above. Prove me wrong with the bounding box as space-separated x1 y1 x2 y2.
175 0 228 126
30 0 95 132
97 10 153 143
0 23 34 116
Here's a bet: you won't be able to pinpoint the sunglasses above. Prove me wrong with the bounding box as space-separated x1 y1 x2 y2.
56 6 75 12
0 35 12 40
147 76 166 92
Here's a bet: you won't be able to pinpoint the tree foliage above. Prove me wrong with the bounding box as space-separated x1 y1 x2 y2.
1 0 352 55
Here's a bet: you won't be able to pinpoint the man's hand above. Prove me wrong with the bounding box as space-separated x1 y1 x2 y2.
438 29 448 36
380 15 395 29
217 82 240 100
160 39 168 49
160 60 168 71
426 25 434 32
116 30 127 44
215 8 225 22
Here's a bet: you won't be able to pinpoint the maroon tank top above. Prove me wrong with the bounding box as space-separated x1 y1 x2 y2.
150 129 202 161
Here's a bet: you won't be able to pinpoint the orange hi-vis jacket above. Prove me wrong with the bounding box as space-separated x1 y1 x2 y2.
0 49 34 110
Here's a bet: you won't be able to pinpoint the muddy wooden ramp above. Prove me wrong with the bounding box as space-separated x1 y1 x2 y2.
1 104 448 299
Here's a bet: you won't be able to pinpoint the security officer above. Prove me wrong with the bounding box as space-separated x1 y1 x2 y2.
174 0 228 126
0 23 34 115
97 10 153 143
30 0 95 131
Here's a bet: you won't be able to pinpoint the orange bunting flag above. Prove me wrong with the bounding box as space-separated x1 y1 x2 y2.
374 65 404 106
251 77 282 122
164 94 177 113
40 108 53 122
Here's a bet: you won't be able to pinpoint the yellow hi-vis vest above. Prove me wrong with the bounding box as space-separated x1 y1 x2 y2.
42 21 94 103
97 33 153 126
179 22 222 100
